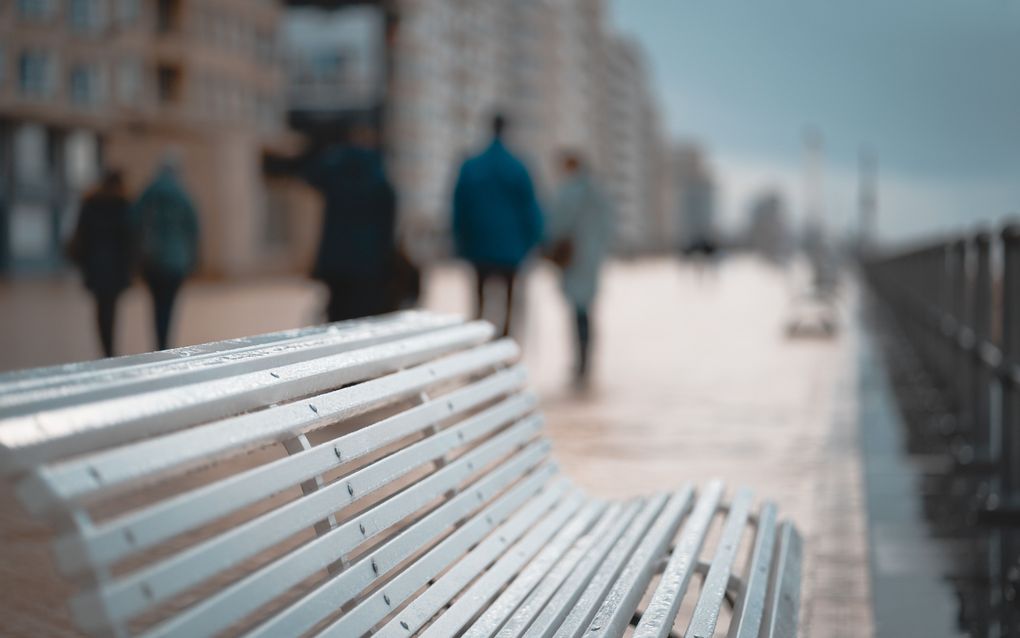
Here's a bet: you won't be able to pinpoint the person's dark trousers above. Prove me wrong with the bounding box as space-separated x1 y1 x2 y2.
93 290 119 358
574 305 591 380
144 270 184 351
473 264 517 337
325 277 392 323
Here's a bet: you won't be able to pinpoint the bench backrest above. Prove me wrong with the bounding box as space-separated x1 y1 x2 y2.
0 312 555 637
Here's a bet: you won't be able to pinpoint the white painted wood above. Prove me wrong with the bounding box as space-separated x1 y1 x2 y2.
494 503 626 638
760 521 803 638
0 313 458 415
144 447 557 638
0 321 495 475
553 493 671 638
417 493 587 638
727 503 778 638
520 500 645 638
244 459 559 638
684 487 754 638
632 480 725 638
584 485 694 637
463 501 605 638
70 415 546 633
315 479 572 638
0 314 802 638
50 368 530 576
22 339 521 518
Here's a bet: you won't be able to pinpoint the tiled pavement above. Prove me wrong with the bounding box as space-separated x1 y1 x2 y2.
0 257 875 636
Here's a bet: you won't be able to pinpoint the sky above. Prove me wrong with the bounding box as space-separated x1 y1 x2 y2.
608 0 1020 244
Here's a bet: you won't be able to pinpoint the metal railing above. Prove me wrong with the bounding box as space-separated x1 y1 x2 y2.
865 222 1020 635
866 224 1019 499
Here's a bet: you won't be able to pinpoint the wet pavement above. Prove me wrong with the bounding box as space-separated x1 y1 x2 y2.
0 256 947 636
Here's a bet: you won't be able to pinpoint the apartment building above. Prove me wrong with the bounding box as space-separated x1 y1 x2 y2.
0 0 287 276
385 0 671 257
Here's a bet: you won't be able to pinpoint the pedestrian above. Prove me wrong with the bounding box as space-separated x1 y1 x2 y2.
307 124 398 322
67 170 132 357
452 114 544 337
545 150 614 387
132 152 200 351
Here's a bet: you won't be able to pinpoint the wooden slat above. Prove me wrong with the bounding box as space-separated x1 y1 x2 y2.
684 487 754 638
0 321 495 475
632 480 724 638
314 479 573 638
70 416 546 633
51 369 530 576
415 495 589 638
727 503 778 638
584 485 694 637
21 339 520 517
553 493 671 638
52 377 534 575
144 447 556 638
243 459 558 638
493 503 626 638
760 521 803 638
463 502 605 638
0 313 440 407
0 313 458 415
520 500 644 638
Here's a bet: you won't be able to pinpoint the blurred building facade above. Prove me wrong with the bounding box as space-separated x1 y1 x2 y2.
672 143 716 251
746 190 791 262
0 0 287 276
385 0 673 258
1 0 676 277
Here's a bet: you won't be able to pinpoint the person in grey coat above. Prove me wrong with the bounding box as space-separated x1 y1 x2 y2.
545 151 614 386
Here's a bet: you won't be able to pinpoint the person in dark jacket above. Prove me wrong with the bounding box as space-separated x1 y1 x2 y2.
452 114 544 337
307 125 398 322
132 153 200 351
70 170 133 357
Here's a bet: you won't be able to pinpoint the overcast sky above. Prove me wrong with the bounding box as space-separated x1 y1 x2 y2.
608 0 1020 243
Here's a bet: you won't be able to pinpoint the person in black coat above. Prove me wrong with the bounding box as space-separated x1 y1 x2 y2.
69 170 133 357
306 125 398 322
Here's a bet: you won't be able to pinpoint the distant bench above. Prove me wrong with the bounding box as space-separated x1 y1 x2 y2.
0 311 802 637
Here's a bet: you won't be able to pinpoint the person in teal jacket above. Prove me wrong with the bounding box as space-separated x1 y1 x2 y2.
452 114 544 337
132 153 200 351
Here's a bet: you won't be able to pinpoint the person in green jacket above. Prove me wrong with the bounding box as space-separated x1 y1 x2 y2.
132 152 200 350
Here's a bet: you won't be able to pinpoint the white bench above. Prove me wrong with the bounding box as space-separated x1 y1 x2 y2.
0 311 802 637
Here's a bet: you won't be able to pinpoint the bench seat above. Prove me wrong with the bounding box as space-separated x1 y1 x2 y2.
0 311 802 637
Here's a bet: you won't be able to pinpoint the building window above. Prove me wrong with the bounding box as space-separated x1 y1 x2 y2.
116 0 140 26
156 64 181 104
69 0 104 32
156 0 181 34
117 59 142 105
69 64 103 106
18 51 54 98
17 0 53 21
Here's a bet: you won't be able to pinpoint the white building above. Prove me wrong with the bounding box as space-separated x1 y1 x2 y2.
387 0 671 257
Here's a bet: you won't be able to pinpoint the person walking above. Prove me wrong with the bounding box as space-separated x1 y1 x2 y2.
68 170 133 357
545 151 614 387
452 114 544 337
133 153 200 351
307 124 398 322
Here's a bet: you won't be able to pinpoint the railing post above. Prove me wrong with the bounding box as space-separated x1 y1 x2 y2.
1001 225 1020 498
973 232 992 462
952 238 973 444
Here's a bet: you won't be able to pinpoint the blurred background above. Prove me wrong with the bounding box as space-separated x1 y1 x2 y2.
0 1 1019 636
